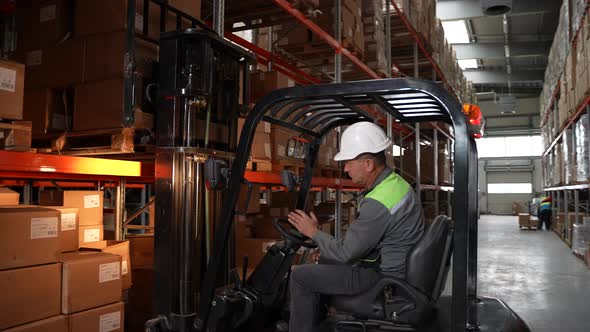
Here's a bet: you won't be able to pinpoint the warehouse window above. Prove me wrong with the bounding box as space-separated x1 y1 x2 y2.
477 135 542 158
488 183 532 194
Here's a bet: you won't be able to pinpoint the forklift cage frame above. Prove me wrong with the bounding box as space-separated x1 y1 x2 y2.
197 78 479 331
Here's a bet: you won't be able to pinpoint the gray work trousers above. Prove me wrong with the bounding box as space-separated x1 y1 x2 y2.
289 264 382 332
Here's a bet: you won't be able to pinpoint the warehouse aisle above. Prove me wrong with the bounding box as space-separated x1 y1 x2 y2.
477 215 590 332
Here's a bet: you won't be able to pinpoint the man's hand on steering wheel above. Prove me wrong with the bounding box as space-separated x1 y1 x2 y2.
287 209 319 239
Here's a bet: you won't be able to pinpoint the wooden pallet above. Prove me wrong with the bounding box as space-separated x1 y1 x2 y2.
519 225 538 231
0 120 32 152
32 128 152 156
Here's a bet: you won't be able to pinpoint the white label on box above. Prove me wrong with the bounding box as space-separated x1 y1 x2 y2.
0 67 16 93
61 213 77 231
26 50 43 66
122 260 129 275
264 143 271 158
99 311 121 332
84 194 100 208
99 262 120 283
31 217 58 239
39 4 57 22
264 122 271 133
84 228 100 242
277 144 285 157
135 13 144 31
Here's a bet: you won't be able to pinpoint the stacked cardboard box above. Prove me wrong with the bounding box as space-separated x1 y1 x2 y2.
0 59 25 121
0 199 131 331
314 0 364 53
0 187 20 205
40 190 104 247
13 0 206 134
518 213 537 228
362 0 387 76
317 130 339 168
238 117 272 160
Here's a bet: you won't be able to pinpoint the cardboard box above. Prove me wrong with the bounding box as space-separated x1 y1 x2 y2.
0 207 60 270
0 187 19 205
73 78 147 131
75 0 156 37
0 60 25 120
0 120 32 151
85 32 158 82
15 0 74 52
78 224 104 246
0 263 61 329
60 251 122 314
23 88 73 135
168 0 201 19
75 0 197 38
518 213 530 227
81 240 132 290
68 302 124 332
249 71 295 102
39 190 103 226
23 38 85 89
127 234 154 268
3 315 67 332
46 207 79 253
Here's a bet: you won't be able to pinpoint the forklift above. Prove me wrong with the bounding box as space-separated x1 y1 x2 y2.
145 29 531 332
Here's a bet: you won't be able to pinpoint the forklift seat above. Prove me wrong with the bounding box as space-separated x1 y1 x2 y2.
328 215 454 329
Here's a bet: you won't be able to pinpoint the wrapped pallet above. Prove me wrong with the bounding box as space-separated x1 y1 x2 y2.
563 129 574 184
540 0 570 113
575 114 590 182
554 144 563 185
572 223 590 256
362 0 387 76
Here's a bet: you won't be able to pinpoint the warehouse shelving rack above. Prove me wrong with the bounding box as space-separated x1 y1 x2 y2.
0 0 461 239
219 0 457 221
541 5 590 249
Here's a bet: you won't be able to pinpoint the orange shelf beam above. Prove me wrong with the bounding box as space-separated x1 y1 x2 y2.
245 171 361 189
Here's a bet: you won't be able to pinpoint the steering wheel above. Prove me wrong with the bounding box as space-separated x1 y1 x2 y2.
273 218 318 249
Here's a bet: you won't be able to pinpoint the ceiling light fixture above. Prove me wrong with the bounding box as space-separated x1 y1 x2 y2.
458 59 478 70
441 20 470 44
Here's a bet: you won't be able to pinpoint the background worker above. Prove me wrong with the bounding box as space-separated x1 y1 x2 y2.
538 196 552 231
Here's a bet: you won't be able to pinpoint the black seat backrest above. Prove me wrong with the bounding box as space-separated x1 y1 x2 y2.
405 215 454 300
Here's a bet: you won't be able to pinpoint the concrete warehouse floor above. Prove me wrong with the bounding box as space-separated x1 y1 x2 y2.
469 215 590 332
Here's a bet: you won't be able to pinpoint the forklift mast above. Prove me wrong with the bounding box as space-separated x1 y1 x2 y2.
150 29 252 331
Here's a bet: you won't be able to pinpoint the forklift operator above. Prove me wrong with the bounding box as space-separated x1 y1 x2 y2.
287 121 425 332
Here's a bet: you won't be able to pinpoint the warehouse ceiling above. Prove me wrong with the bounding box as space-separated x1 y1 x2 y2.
436 0 561 103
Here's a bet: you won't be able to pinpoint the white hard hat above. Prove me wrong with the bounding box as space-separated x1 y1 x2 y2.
333 122 392 161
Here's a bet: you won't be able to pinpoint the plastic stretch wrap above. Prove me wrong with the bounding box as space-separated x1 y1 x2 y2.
563 129 574 184
541 0 570 113
571 0 587 36
572 223 590 255
555 144 563 185
575 114 590 182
